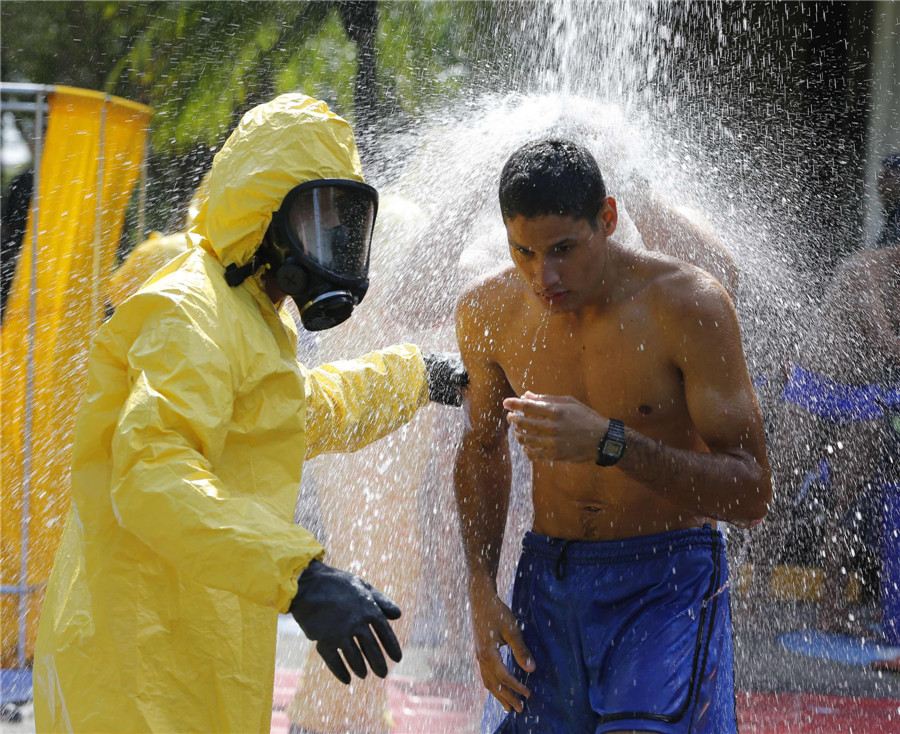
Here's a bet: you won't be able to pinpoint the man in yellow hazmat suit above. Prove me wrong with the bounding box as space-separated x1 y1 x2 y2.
104 231 190 311
33 94 465 733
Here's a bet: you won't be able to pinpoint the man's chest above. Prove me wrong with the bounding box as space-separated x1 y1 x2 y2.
495 314 689 431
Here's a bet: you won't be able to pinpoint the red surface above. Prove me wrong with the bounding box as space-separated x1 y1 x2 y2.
737 692 900 734
872 655 900 674
272 670 900 734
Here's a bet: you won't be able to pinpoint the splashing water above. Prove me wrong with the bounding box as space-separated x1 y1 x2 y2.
520 309 551 393
283 1 898 731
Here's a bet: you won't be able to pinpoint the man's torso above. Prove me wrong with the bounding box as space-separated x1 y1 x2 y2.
481 249 711 540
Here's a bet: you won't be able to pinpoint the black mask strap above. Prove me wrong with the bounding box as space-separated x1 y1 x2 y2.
224 259 259 287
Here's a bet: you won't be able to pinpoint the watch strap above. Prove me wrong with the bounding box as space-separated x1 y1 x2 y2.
596 418 626 466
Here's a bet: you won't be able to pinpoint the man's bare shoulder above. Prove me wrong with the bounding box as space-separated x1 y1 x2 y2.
821 245 897 318
622 249 741 358
629 246 734 318
456 264 523 325
834 244 899 283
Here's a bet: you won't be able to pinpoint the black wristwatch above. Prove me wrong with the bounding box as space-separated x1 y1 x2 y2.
596 419 626 466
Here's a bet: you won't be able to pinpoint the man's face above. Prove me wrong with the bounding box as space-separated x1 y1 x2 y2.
505 198 618 313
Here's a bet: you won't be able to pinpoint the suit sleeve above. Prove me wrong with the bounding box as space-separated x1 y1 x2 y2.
303 343 429 460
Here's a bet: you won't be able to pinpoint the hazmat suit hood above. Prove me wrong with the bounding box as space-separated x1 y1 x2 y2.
190 94 365 272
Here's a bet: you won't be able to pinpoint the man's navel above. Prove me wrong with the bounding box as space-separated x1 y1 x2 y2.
579 503 613 540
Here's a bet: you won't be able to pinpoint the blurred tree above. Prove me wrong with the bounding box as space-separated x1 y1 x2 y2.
2 1 508 150
660 1 878 280
2 0 513 234
0 2 148 93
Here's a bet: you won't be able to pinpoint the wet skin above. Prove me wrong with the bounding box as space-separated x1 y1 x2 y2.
454 201 771 712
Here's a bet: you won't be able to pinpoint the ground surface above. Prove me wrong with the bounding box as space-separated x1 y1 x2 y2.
5 597 898 734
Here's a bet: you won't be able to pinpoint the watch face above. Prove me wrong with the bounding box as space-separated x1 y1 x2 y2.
602 440 624 457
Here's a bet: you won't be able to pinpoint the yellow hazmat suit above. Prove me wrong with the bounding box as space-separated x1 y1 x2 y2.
104 231 191 310
33 94 429 733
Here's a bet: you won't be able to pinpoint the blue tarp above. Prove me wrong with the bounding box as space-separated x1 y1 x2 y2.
782 364 900 424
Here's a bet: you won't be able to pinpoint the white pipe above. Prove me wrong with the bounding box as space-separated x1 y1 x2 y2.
0 82 54 95
864 2 900 245
18 88 44 670
0 101 48 114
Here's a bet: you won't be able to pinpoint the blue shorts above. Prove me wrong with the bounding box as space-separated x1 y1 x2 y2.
490 526 736 734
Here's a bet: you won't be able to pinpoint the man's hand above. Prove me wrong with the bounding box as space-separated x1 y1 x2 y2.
504 392 607 463
288 559 403 684
471 589 535 713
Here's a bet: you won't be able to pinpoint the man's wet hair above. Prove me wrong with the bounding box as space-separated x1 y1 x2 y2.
499 139 607 226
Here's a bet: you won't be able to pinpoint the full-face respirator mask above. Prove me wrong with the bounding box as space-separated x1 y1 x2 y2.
226 178 378 331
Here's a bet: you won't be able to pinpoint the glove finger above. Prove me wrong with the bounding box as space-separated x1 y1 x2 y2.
339 636 369 680
371 615 403 663
356 628 388 678
316 642 351 685
370 588 402 619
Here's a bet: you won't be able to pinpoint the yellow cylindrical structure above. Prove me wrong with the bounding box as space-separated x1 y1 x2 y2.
0 87 152 668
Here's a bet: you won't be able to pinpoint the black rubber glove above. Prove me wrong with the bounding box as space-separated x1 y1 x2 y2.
423 352 469 407
288 559 402 684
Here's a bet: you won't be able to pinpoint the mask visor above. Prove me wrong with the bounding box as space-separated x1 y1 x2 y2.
281 179 377 281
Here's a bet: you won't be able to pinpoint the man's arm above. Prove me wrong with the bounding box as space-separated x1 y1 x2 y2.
506 273 771 526
621 274 771 522
454 294 512 594
454 283 534 713
623 183 740 301
830 251 900 365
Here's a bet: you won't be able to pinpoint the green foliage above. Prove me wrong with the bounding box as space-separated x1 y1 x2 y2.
2 1 511 153
2 0 515 235
378 1 470 114
1 1 145 92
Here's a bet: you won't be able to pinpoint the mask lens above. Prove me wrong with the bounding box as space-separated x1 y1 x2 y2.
287 184 375 279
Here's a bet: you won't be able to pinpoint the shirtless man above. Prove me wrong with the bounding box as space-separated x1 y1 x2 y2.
454 139 772 734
